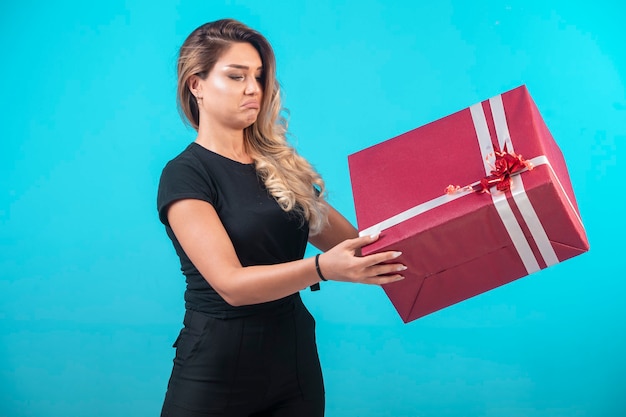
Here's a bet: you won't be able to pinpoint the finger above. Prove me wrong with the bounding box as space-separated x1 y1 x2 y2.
366 262 407 277
365 274 405 285
344 232 380 250
361 250 403 267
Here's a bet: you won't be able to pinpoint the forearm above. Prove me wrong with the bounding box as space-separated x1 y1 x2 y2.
221 205 377 305
210 234 404 306
218 257 321 306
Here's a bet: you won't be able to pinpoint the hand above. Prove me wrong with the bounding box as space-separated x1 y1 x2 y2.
317 233 406 285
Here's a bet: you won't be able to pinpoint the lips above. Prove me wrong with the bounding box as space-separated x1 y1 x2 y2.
241 100 259 109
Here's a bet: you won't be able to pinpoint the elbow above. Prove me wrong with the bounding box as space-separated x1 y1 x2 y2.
215 285 254 307
221 293 246 307
205 270 263 307
203 269 248 307
219 289 267 307
214 288 244 307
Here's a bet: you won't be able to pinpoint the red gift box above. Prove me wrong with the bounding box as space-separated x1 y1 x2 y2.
348 85 589 323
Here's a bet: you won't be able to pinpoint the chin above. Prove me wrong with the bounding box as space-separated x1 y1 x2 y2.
243 118 258 128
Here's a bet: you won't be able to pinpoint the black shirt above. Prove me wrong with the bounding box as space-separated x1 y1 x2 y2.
157 142 310 317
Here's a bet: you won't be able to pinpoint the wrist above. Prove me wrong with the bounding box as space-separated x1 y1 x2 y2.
314 254 327 282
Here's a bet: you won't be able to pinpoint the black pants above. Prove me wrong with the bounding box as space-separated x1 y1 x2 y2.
160 294 325 417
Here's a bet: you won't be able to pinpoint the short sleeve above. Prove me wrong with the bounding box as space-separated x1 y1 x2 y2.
157 154 217 227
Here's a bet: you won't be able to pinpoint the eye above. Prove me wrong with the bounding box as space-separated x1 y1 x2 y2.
228 74 245 81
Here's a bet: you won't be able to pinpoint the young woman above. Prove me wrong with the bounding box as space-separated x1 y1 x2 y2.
157 19 406 417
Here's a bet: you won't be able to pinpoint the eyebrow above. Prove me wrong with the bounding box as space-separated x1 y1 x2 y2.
224 64 263 71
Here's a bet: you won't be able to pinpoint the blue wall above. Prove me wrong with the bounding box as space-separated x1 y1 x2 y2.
1 1 624 416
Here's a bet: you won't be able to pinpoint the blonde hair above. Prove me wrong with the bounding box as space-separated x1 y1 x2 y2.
176 19 328 234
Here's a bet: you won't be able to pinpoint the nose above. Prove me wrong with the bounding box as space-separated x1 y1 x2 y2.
244 77 261 95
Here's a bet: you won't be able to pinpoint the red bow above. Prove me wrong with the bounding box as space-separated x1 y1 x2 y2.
446 151 533 195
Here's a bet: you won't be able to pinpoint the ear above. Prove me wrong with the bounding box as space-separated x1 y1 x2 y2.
187 75 201 96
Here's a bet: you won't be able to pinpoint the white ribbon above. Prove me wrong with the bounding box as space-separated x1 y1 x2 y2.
489 95 559 268
359 155 548 237
470 101 541 273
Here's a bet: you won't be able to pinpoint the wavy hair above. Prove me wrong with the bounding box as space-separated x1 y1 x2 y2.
176 19 328 234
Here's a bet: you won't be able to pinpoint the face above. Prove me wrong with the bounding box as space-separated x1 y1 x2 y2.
191 42 264 131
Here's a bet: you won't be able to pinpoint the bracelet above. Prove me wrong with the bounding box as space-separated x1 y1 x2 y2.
315 254 327 281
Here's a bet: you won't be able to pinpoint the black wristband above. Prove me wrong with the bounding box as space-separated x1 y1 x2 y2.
315 254 327 281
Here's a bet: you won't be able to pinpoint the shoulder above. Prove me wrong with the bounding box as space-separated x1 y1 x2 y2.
162 143 202 175
157 143 219 225
160 143 226 183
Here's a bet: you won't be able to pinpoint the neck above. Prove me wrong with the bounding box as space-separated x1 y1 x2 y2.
195 123 253 164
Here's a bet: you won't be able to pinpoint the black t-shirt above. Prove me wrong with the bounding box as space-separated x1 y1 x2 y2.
157 142 310 317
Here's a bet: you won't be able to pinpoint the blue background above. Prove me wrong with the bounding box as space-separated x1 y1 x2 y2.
1 1 624 416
